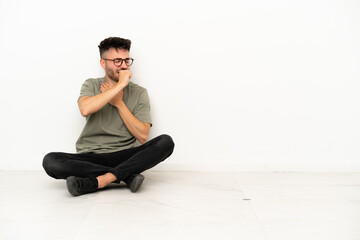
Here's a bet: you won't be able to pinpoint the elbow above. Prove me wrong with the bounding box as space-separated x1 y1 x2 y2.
138 134 149 144
138 124 151 144
78 97 91 117
79 107 90 117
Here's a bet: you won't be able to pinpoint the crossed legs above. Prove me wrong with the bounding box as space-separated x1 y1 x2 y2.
42 134 174 195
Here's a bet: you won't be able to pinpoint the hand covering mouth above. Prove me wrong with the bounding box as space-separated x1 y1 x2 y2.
117 68 127 73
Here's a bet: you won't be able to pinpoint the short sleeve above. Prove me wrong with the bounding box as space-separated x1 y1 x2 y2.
134 89 152 126
78 79 96 101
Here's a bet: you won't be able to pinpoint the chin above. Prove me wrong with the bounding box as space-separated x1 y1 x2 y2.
110 75 119 82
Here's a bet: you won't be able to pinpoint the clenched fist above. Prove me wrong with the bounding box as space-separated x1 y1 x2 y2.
118 69 132 88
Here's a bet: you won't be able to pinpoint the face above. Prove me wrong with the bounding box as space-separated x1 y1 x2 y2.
100 48 130 82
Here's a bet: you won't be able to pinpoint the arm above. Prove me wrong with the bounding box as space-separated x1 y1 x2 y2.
100 82 151 144
78 70 131 117
78 84 123 117
116 102 151 144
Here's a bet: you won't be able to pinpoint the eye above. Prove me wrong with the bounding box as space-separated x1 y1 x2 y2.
124 58 134 65
114 59 122 64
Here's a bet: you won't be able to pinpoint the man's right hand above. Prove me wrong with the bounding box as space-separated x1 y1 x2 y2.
100 82 123 108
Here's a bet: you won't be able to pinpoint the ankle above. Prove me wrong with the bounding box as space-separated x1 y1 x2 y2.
96 173 117 189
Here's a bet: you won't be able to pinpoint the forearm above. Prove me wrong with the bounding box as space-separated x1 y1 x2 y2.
116 101 150 144
78 84 123 117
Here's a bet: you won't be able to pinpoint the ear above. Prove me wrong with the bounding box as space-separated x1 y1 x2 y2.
100 58 106 69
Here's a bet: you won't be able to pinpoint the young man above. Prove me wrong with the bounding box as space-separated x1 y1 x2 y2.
43 37 174 196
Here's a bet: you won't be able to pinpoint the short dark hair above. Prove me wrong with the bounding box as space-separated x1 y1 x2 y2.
98 37 131 58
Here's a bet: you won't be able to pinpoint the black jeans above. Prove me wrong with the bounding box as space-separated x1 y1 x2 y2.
42 134 174 182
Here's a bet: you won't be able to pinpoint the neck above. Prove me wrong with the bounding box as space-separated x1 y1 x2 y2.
105 75 117 86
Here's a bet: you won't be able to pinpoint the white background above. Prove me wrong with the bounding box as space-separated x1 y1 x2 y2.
0 0 359 171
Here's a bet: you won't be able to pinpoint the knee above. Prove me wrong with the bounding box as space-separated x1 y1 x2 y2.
157 134 175 155
42 152 62 179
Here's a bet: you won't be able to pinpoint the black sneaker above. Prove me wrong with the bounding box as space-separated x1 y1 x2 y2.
124 174 145 193
66 176 98 196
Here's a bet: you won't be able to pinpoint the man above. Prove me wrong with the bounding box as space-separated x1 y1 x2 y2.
43 37 175 196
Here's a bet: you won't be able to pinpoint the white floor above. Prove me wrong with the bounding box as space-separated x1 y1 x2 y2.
0 171 359 240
